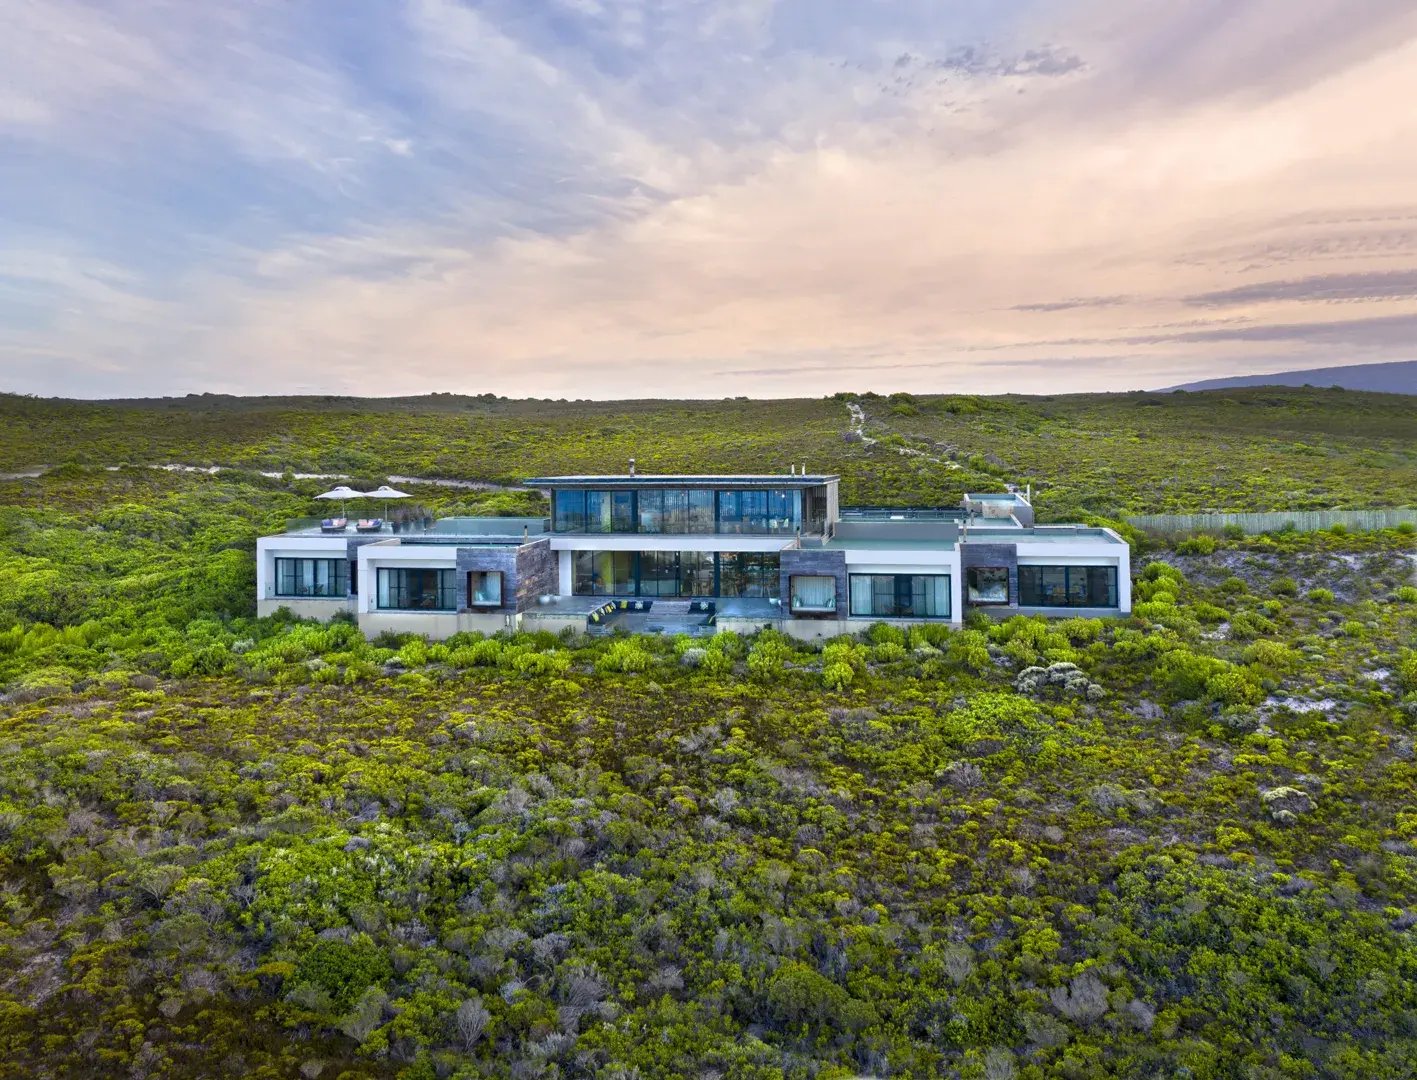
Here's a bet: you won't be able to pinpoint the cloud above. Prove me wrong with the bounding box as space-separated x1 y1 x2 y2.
3 0 1417 398
1012 297 1130 313
1184 270 1417 307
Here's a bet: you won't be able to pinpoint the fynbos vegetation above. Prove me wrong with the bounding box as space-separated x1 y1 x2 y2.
0 391 1415 1078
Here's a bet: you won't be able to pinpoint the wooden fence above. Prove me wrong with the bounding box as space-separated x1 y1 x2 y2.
1128 509 1417 535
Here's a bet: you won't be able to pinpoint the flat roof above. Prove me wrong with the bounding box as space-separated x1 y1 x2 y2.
275 515 547 540
968 527 1126 545
524 474 838 488
823 537 958 551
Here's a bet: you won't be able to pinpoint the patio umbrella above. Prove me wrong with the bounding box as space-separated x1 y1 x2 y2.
364 484 411 518
315 485 365 517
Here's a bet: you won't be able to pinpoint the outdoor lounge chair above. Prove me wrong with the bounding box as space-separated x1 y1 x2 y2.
355 518 383 533
320 517 348 533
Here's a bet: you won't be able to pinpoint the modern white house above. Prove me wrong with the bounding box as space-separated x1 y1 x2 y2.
255 472 1131 640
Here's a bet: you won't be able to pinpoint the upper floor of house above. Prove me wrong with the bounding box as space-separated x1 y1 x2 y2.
523 472 840 537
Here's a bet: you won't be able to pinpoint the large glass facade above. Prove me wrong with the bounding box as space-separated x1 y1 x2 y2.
571 551 778 598
275 557 349 598
719 552 780 598
554 490 586 533
573 551 637 596
376 568 457 610
584 490 636 533
849 574 951 619
553 487 805 535
718 489 801 535
1017 565 1118 608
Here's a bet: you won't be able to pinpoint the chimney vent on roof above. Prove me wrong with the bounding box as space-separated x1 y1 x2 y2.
628 457 636 477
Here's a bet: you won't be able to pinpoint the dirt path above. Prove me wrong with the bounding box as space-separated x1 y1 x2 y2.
3 463 525 491
846 401 961 469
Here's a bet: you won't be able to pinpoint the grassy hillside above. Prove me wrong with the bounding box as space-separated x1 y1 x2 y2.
0 398 1415 1078
3 386 1416 516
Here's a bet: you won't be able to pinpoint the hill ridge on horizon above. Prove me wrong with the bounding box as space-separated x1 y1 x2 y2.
1164 359 1417 395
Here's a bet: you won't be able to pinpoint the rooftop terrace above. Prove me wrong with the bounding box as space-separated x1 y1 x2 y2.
280 516 549 541
523 473 838 488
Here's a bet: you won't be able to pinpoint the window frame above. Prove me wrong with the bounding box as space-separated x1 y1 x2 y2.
466 569 504 608
966 566 1011 606
274 557 349 599
1017 564 1119 608
849 573 951 620
789 574 837 613
375 567 458 611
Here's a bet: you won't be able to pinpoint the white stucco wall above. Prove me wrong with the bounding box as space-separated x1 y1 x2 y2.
354 541 457 615
255 535 352 602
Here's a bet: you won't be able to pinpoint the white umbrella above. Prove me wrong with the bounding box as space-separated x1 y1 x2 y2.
315 485 365 517
364 484 411 517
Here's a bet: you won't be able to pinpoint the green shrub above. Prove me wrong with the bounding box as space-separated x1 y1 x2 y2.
1204 669 1264 707
513 650 571 676
596 638 653 673
1398 651 1417 694
1176 535 1217 555
866 622 907 648
450 639 502 668
1243 640 1299 671
747 633 793 681
293 936 393 1012
870 642 908 664
1308 588 1335 604
1395 586 1417 603
1142 561 1185 584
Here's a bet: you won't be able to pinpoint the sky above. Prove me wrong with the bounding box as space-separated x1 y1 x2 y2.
4 0 1417 400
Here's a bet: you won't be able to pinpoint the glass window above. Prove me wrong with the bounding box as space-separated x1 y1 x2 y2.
681 551 715 595
1018 566 1118 608
468 570 503 606
376 568 457 610
790 575 836 612
638 490 664 533
582 491 636 533
720 552 780 598
966 566 1010 605
687 490 714 533
718 490 801 534
1086 566 1119 607
275 558 349 598
573 551 636 596
639 550 681 597
554 490 585 533
849 575 950 619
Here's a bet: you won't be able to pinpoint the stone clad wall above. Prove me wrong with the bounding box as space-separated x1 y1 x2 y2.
960 542 1019 609
455 547 520 613
515 539 559 611
780 548 848 620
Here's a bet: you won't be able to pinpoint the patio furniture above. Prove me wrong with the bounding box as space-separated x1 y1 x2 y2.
355 518 384 533
320 517 348 533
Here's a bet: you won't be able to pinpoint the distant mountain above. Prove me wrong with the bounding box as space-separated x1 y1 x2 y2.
1164 360 1417 395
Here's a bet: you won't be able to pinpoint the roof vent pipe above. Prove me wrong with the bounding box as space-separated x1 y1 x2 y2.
790 464 795 475
628 457 636 477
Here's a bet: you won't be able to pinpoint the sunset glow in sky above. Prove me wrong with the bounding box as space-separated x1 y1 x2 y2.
5 0 1417 398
